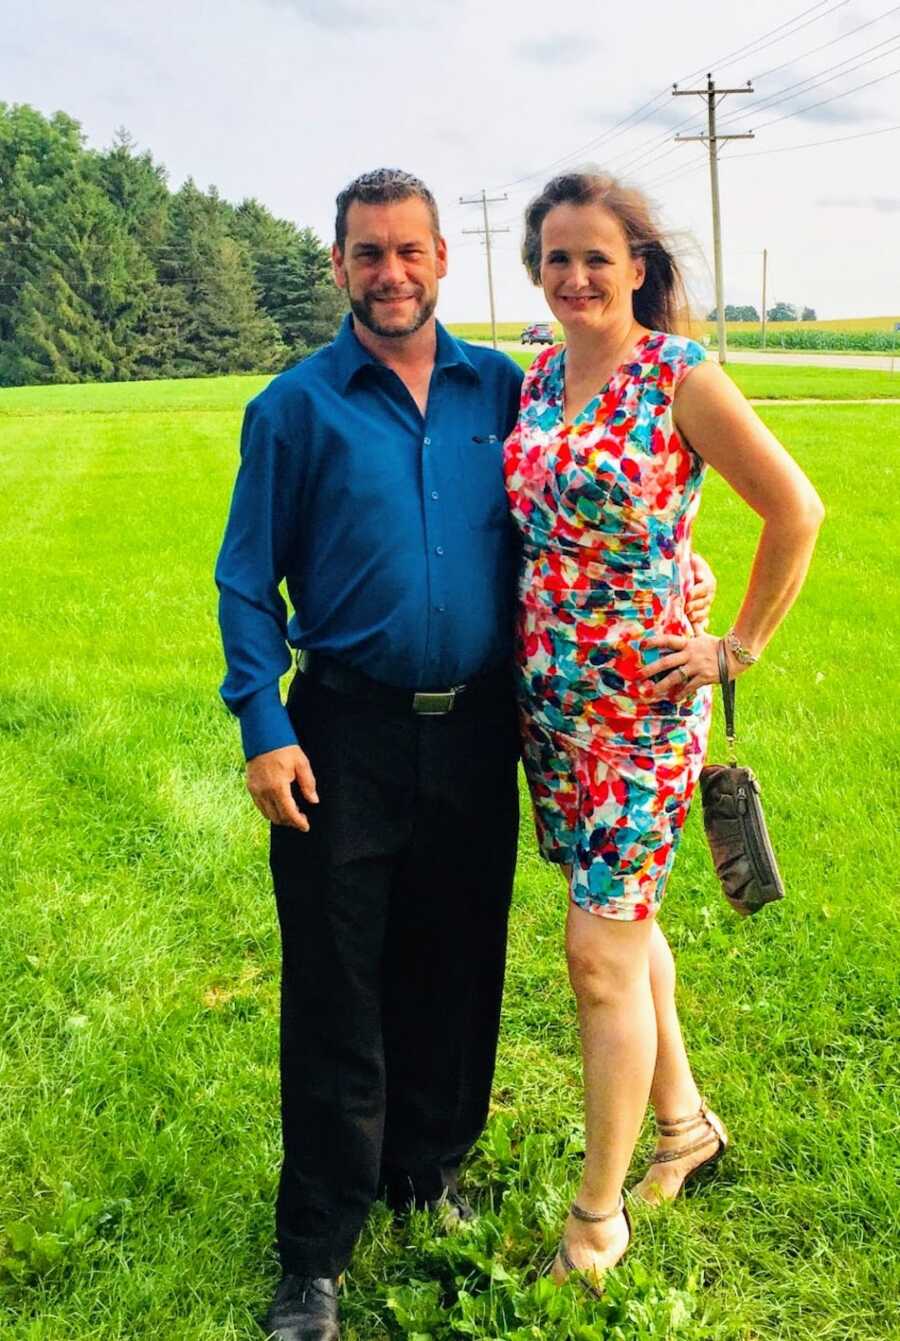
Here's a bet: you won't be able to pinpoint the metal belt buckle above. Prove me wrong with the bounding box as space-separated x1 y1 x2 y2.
412 689 457 715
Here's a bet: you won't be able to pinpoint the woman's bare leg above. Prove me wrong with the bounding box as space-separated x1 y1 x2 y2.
648 922 702 1116
552 900 655 1278
630 922 720 1204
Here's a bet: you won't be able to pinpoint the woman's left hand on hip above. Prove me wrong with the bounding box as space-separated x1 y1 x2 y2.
637 631 742 701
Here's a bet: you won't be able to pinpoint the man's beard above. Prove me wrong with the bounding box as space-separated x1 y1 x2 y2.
349 288 437 339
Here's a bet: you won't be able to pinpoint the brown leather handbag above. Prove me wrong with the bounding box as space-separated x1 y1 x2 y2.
699 641 785 917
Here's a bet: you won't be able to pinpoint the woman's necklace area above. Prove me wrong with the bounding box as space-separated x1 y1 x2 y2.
563 324 644 425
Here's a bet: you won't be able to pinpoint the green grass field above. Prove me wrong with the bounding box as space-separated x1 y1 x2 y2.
1 372 898 1340
719 363 899 400
1 357 897 427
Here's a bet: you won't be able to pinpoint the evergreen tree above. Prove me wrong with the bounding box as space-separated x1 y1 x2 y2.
291 227 346 356
0 104 339 385
155 180 285 375
197 235 287 373
231 201 344 363
0 104 144 384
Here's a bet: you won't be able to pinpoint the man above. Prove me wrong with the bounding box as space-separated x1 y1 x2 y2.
216 168 714 1340
216 169 523 1341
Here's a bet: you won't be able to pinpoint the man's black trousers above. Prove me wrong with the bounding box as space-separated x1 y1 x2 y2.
269 670 520 1279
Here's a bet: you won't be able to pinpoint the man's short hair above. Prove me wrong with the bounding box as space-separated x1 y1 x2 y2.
334 169 441 251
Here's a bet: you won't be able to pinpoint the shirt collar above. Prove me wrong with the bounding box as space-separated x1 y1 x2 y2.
333 312 480 392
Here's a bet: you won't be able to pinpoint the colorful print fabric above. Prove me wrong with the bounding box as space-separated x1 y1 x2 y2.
503 332 712 920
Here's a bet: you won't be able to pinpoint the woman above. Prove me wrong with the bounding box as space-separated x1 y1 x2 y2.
502 172 823 1291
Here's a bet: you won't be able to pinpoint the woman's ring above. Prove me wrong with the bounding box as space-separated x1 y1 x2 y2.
677 666 691 683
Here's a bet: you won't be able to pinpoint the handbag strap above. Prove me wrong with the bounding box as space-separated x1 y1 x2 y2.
717 638 738 766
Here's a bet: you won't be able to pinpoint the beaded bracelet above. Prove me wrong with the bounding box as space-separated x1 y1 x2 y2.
725 630 759 666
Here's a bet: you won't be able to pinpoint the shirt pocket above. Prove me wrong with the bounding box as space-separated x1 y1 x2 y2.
456 434 511 530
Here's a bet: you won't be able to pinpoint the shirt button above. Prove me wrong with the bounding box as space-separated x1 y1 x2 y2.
435 545 444 556
431 490 439 500
423 436 432 446
435 604 446 613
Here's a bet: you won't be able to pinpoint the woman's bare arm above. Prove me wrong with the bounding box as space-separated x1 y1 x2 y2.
638 361 824 698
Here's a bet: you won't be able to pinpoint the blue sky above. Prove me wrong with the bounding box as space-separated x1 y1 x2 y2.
5 0 899 322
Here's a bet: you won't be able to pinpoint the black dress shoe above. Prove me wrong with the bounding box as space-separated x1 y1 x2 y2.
260 1274 340 1341
426 1187 477 1232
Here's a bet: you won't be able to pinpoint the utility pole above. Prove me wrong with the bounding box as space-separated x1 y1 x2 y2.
674 75 753 366
761 248 768 351
460 189 509 349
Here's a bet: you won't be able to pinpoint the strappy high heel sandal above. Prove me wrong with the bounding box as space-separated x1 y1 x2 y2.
552 1195 632 1300
631 1097 729 1205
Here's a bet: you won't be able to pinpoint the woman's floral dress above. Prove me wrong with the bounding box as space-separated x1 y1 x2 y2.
503 332 712 920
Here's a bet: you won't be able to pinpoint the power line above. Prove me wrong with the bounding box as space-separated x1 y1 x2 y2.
716 32 900 127
747 31 900 106
678 0 850 84
718 120 900 157
493 66 900 213
639 132 748 204
715 0 854 73
754 62 900 129
614 113 900 209
642 154 711 193
752 3 900 81
636 119 900 195
483 0 848 197
581 112 697 182
597 89 755 183
636 120 898 204
537 4 865 188
488 91 671 194
619 111 745 191
667 2 874 141
468 5 892 275
620 17 900 173
676 0 830 82
609 138 688 183
673 31 900 144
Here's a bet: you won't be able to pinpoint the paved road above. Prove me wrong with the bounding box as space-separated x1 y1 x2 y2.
748 398 900 405
715 350 896 372
494 341 897 372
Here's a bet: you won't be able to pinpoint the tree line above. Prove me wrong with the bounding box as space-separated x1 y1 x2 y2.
0 104 346 387
706 303 818 323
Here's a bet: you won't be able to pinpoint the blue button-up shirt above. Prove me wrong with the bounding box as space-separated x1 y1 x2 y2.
215 315 524 759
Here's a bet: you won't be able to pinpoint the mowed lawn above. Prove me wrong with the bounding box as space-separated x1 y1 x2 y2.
0 371 897 1341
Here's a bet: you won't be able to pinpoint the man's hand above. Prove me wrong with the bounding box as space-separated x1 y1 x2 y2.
686 551 717 632
246 745 318 831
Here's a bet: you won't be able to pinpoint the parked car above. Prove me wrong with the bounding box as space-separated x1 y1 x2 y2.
520 322 555 345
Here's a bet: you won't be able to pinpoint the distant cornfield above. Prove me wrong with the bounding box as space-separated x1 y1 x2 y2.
707 328 897 351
